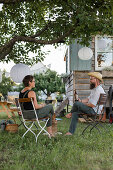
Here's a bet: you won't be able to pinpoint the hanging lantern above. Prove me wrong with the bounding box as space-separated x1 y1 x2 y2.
0 71 2 83
10 64 31 83
98 39 107 49
78 47 93 60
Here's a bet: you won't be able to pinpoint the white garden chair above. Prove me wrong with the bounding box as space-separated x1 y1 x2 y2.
17 98 51 142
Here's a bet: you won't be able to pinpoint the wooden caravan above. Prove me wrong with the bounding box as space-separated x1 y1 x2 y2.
64 36 113 107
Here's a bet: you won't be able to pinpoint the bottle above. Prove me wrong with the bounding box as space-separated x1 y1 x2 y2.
74 90 78 101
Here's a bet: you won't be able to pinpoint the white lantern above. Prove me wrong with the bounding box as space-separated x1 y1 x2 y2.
10 64 31 83
0 71 2 83
98 39 107 49
78 47 93 60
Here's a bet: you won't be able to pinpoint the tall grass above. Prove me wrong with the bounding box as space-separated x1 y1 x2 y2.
0 116 113 170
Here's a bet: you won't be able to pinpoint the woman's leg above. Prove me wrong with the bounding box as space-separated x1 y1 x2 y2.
36 104 54 127
36 104 55 136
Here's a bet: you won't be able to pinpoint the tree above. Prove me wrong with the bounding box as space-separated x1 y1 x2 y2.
0 70 15 96
14 69 65 98
34 69 65 97
0 0 112 65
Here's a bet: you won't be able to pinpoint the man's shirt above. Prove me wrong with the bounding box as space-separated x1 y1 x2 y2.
88 85 105 114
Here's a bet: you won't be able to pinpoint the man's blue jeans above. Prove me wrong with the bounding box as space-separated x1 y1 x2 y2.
69 101 96 134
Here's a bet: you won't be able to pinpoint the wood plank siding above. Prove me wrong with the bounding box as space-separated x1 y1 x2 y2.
65 73 74 106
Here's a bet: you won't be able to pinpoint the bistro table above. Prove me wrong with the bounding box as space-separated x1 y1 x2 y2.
0 101 18 118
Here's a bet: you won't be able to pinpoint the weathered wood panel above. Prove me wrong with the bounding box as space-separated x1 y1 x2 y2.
65 73 74 105
75 79 90 84
77 90 91 95
104 79 113 85
75 72 90 78
75 84 90 90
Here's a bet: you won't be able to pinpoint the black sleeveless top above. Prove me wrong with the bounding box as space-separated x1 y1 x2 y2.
19 90 33 110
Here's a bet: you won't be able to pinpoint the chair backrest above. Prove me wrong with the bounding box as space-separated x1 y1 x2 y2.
98 93 107 105
17 98 37 120
97 93 107 115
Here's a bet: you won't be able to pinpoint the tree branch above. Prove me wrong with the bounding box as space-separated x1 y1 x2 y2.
16 27 74 44
30 21 51 38
0 37 16 59
0 26 74 60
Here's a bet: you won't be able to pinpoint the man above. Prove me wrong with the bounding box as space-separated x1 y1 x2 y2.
65 72 105 136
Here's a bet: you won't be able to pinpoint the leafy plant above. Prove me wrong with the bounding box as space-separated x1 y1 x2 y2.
102 66 113 71
0 70 15 96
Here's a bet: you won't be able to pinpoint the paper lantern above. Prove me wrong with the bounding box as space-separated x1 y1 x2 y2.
78 47 93 60
0 71 2 83
98 39 107 49
10 64 31 83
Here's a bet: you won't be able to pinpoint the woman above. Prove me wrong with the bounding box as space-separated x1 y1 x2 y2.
19 75 55 137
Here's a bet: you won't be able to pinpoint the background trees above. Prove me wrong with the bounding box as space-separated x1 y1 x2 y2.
14 69 65 99
0 70 15 96
0 0 112 65
34 69 65 97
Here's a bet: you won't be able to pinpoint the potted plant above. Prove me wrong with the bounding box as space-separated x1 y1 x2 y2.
102 66 113 77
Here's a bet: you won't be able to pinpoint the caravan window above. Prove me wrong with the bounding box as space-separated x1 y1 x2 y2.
95 36 113 70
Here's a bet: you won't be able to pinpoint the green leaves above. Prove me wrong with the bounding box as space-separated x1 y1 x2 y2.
0 0 112 64
0 70 15 96
34 69 65 97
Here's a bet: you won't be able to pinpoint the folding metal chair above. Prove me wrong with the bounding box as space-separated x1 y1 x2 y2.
17 98 51 142
81 93 107 135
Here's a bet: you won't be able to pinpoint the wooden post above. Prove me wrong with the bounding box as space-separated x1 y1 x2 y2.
52 113 57 135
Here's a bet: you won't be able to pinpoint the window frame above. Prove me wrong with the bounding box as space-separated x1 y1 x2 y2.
95 35 113 71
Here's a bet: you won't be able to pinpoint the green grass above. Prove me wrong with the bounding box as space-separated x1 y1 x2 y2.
0 115 113 170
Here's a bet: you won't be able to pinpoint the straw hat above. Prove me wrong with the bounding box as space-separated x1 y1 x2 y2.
88 72 103 82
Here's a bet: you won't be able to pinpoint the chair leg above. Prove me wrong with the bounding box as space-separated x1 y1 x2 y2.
18 121 23 127
22 121 37 141
36 118 51 142
82 123 93 135
22 118 51 143
34 122 39 130
18 116 33 129
91 121 107 132
90 122 101 133
82 120 100 135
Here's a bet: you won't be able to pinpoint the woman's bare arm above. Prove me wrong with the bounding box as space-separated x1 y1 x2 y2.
28 91 46 109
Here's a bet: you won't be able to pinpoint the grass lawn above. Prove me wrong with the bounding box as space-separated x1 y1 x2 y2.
0 113 113 170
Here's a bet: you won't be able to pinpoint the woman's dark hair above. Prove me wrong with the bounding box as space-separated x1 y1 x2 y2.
23 75 34 87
